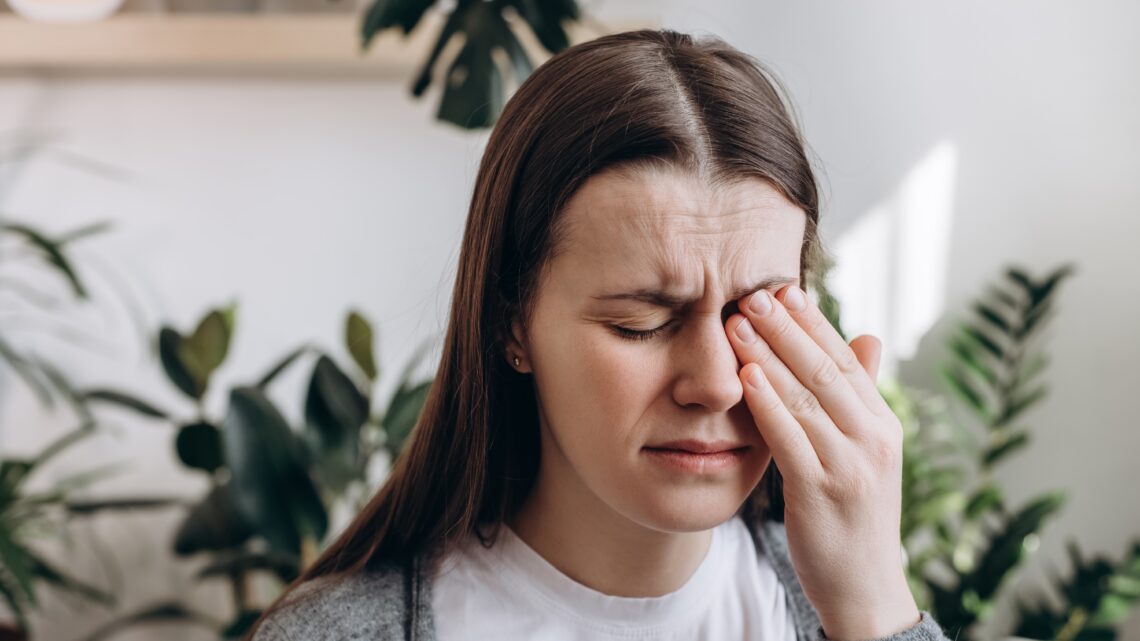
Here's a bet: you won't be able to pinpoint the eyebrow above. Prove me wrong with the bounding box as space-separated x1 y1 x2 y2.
591 275 800 309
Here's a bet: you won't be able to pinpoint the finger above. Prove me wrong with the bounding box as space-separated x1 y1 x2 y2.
746 286 891 418
850 335 882 383
739 287 888 431
728 314 847 463
739 362 822 478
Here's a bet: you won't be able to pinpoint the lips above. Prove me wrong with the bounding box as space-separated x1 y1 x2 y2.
644 439 749 454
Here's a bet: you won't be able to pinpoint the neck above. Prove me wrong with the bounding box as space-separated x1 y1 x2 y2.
505 434 713 598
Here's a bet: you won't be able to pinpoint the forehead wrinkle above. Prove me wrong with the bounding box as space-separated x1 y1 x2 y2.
558 169 806 295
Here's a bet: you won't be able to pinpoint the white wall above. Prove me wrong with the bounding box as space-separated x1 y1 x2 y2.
668 2 1140 639
1 1 1137 639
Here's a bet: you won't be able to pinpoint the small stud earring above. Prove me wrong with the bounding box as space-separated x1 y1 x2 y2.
513 356 520 368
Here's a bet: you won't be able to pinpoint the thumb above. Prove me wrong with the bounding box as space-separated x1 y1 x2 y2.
849 335 882 383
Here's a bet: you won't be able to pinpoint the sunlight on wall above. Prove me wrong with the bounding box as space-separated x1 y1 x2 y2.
829 140 958 381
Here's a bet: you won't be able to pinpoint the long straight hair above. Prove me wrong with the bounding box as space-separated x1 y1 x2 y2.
250 27 827 631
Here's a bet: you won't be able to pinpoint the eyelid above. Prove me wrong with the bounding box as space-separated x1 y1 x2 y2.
610 319 675 341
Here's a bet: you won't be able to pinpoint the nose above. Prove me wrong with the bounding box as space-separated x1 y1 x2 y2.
670 313 744 412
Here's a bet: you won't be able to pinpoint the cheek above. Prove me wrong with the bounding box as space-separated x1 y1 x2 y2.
532 327 667 446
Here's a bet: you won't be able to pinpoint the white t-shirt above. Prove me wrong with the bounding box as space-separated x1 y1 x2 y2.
431 515 797 640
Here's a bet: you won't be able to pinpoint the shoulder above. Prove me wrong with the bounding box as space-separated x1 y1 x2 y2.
249 561 413 641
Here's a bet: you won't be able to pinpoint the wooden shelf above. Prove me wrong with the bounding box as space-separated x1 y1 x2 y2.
0 13 651 75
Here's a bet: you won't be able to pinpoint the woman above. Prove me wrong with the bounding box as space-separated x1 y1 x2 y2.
248 28 952 641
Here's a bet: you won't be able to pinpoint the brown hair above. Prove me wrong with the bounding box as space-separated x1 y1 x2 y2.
248 26 826 634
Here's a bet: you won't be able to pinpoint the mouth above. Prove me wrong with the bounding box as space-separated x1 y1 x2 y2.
641 441 751 474
643 439 749 454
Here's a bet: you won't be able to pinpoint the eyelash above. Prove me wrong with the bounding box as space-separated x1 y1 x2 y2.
611 321 674 342
608 288 779 343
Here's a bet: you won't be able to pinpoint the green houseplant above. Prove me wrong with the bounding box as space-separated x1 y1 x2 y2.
361 0 583 128
818 262 1140 641
80 306 434 640
0 218 182 640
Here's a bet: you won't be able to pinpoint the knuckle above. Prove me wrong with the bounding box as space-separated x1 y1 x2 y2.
809 358 841 389
753 342 779 368
769 313 797 340
866 430 902 468
835 346 862 376
788 387 821 416
759 392 786 416
802 308 828 334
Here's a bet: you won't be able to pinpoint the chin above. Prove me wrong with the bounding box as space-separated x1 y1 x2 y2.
625 486 752 533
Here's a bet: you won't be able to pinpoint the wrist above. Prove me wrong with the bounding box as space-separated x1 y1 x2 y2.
816 583 920 641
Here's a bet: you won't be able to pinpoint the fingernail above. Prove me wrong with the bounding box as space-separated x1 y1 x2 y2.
783 286 806 311
747 365 764 388
734 319 758 343
749 290 772 316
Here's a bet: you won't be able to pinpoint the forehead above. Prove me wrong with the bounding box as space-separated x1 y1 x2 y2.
556 166 806 287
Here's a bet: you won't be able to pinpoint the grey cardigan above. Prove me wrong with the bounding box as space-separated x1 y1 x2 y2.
252 518 950 641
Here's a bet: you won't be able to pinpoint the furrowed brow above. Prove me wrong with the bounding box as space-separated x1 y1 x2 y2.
592 275 799 309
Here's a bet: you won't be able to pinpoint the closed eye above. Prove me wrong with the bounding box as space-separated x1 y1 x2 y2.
610 321 675 342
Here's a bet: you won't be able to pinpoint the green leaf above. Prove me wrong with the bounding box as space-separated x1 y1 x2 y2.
178 309 232 389
256 344 311 389
488 7 535 82
511 0 578 53
361 0 435 46
172 483 254 556
27 425 97 474
1020 302 1056 339
973 302 1013 336
26 549 114 606
1012 353 1050 396
175 421 224 474
383 379 432 457
158 328 203 400
304 355 369 491
965 485 1004 519
996 385 1049 426
948 338 999 387
0 459 34 498
66 497 184 515
345 310 378 381
1005 267 1035 300
1 222 89 297
958 323 1005 362
0 572 30 635
437 28 504 129
986 284 1022 313
983 431 1029 468
1091 594 1134 625
0 334 55 406
82 388 170 419
940 364 991 420
1030 264 1077 307
410 6 467 97
224 387 328 556
54 219 113 245
0 529 37 606
967 493 1066 601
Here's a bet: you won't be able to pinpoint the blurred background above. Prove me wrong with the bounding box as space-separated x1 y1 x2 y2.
1 1 1137 640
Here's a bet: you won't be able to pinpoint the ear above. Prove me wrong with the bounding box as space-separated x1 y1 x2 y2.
502 316 533 373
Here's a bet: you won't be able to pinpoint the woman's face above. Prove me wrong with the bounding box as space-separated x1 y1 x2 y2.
512 165 807 533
